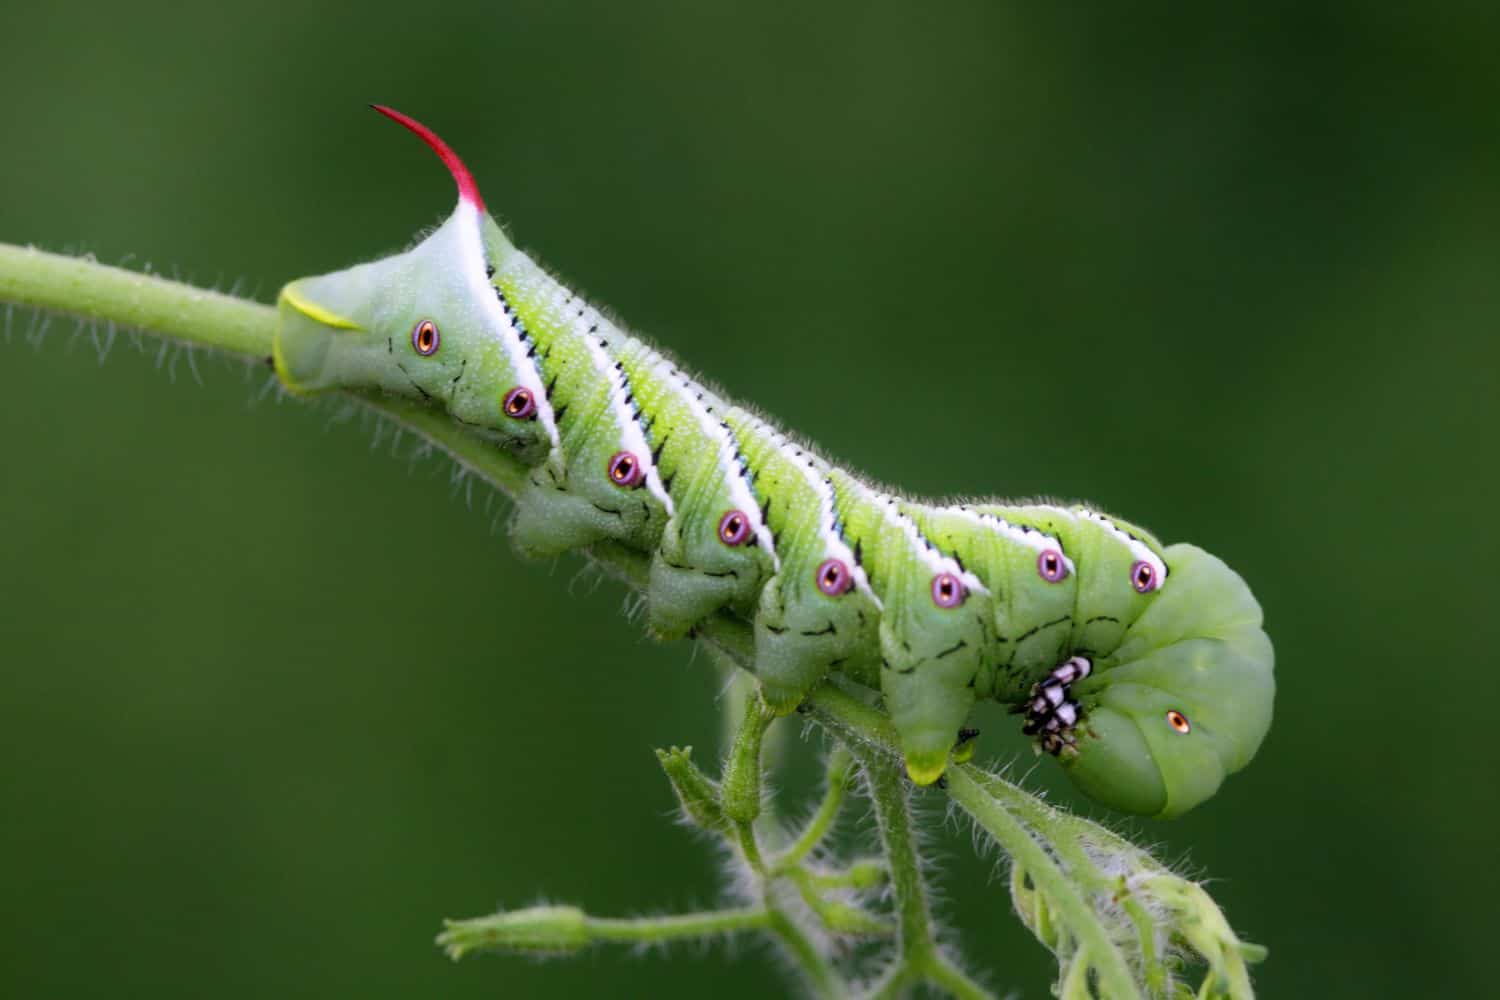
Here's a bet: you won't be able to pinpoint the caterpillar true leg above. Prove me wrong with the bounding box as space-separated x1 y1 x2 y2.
1019 655 1093 754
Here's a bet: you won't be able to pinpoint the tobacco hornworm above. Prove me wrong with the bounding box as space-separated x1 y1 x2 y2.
274 106 1275 818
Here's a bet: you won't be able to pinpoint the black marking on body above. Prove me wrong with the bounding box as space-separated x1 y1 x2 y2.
1084 615 1120 625
450 359 467 385
604 353 660 486
717 418 767 553
764 624 789 635
936 640 967 660
1011 615 1073 644
800 622 837 637
889 501 942 557
394 362 433 402
880 656 909 674
591 502 624 518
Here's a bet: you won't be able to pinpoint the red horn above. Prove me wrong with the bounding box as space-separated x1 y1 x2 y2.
370 104 485 211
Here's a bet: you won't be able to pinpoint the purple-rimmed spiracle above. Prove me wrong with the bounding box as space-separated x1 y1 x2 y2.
411 319 440 356
1131 560 1159 594
502 386 537 420
1037 549 1068 583
607 450 644 488
930 572 965 609
717 509 752 546
815 558 852 597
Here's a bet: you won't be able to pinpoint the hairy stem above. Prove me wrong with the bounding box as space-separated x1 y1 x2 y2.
765 909 847 1000
966 768 1169 992
810 683 992 998
851 744 935 966
775 747 854 873
437 903 771 957
944 766 1141 999
0 244 276 358
586 909 769 941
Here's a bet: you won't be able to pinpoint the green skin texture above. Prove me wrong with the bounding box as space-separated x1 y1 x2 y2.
275 190 1275 818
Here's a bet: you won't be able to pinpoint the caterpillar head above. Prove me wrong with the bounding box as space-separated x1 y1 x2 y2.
274 107 550 460
1062 543 1274 818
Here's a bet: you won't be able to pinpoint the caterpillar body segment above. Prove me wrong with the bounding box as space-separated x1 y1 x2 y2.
272 108 1276 817
907 505 1078 702
971 503 1166 658
821 474 994 785
724 412 881 711
627 363 777 641
494 269 673 557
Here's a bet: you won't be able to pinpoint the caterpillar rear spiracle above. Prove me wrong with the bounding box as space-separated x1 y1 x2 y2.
274 106 1274 818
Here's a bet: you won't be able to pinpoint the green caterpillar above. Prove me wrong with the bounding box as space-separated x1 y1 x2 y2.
274 106 1274 818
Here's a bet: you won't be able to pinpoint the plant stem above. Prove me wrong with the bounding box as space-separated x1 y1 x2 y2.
775 747 853 872
807 860 884 891
966 769 1168 991
437 903 772 957
944 766 1141 999
834 713 994 997
585 908 769 941
764 908 847 1000
929 957 995 1000
0 244 276 358
851 743 935 965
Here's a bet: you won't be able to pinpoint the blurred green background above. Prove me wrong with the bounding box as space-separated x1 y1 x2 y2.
2 3 1496 997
